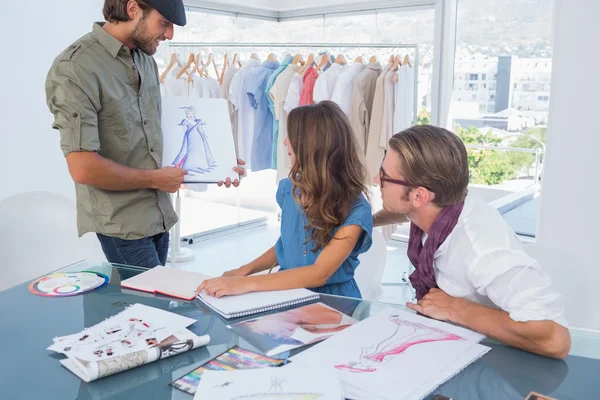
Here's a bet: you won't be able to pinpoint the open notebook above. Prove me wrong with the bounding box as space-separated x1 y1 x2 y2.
197 288 320 319
121 266 212 301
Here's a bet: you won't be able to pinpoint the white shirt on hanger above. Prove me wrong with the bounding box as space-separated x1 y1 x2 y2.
270 64 302 183
392 64 416 134
191 75 221 99
330 62 366 116
229 58 261 166
313 63 347 103
380 70 396 149
283 72 304 114
431 190 567 327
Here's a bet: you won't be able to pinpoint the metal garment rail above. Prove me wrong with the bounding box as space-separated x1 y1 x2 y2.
167 41 420 126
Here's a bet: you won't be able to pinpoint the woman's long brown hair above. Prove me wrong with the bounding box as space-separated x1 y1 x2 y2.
287 101 368 252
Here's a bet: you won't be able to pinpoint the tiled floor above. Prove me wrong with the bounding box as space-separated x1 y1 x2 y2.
168 219 415 305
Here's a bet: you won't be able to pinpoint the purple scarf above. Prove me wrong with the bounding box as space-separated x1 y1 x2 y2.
407 202 464 300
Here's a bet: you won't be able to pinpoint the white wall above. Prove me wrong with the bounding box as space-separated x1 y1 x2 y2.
0 0 103 203
532 0 600 329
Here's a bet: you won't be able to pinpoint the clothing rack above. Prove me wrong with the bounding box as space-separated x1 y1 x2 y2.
167 41 420 126
164 42 420 264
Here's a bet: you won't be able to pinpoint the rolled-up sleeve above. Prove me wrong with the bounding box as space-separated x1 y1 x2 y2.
468 249 568 327
45 60 100 156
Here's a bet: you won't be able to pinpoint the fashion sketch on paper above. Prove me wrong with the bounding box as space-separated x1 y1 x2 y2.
335 316 465 373
172 106 217 173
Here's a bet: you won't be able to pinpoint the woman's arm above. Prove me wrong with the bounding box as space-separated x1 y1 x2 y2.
222 245 278 277
197 225 363 298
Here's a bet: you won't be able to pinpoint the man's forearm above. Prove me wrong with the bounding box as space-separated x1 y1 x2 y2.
67 152 156 191
451 299 571 359
373 209 408 228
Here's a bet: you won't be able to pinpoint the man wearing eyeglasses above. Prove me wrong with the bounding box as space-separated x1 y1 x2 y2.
373 125 571 359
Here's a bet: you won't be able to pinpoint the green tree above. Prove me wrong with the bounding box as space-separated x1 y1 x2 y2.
506 127 547 176
456 126 516 185
412 109 532 185
416 108 430 125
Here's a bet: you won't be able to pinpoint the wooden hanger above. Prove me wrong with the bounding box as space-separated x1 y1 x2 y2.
392 55 402 83
388 54 396 65
250 53 260 61
232 53 242 67
219 53 228 85
175 53 196 80
159 53 183 83
292 53 304 66
298 53 315 75
335 54 347 65
187 64 199 83
369 55 378 63
316 53 329 71
267 53 277 62
354 55 364 64
403 54 412 67
205 53 219 78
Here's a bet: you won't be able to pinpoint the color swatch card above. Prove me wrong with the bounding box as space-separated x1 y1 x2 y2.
194 367 344 400
29 271 109 297
171 346 287 395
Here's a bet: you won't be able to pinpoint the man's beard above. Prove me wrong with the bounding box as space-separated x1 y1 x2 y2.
132 18 161 55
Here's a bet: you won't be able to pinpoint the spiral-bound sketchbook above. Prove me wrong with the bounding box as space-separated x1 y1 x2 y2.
196 288 320 319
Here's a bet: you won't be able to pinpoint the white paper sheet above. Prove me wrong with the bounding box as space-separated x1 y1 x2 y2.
161 97 238 183
193 367 344 400
49 304 196 361
291 307 489 400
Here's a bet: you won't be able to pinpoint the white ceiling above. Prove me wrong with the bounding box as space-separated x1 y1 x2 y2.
185 0 434 19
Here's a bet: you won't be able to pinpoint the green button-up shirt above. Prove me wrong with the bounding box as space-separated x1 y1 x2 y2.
45 23 177 240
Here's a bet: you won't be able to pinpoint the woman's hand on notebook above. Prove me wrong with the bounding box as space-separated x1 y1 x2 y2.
195 277 252 298
222 267 248 278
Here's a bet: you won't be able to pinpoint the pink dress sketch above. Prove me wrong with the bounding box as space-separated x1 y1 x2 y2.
335 315 464 373
172 106 216 173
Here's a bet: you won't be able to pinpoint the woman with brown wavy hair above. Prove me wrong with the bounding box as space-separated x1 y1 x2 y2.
197 101 373 299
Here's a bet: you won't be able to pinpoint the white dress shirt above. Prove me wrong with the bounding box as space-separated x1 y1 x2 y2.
392 65 415 134
229 58 261 166
313 63 347 103
331 63 366 116
380 71 396 148
283 72 304 114
428 191 568 327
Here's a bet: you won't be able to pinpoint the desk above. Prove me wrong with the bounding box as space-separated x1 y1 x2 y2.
1 262 599 400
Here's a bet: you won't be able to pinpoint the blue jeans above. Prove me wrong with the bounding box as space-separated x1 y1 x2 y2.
96 232 170 269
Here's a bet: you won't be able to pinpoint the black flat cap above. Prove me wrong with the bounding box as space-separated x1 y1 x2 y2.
146 0 187 26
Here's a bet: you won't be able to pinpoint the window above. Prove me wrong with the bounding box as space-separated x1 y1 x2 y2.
449 0 554 240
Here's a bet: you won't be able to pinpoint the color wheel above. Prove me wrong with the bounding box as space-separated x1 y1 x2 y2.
28 271 109 297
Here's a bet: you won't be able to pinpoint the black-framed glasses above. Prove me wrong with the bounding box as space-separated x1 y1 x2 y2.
379 163 433 192
379 165 413 188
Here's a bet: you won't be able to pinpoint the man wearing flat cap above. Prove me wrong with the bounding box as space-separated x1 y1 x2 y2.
45 0 245 268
